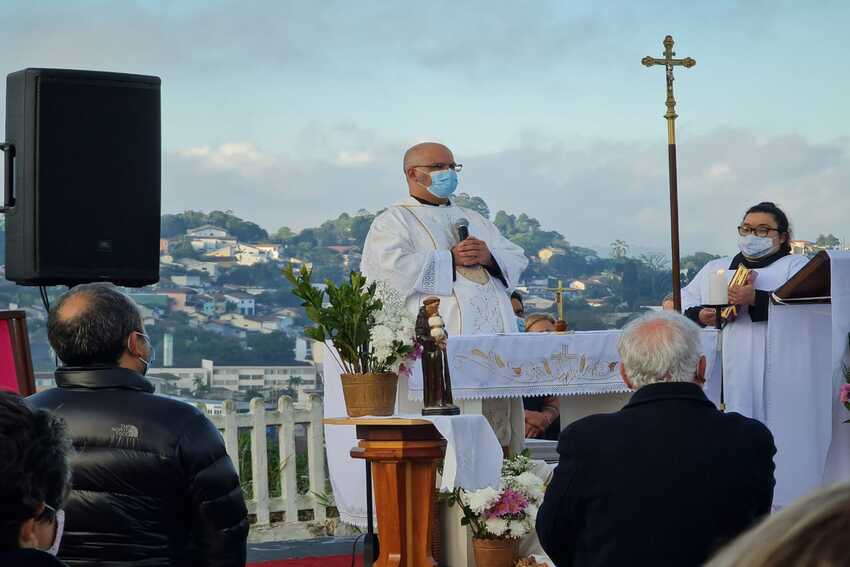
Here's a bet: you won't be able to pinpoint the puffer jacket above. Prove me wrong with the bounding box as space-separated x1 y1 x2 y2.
28 366 248 566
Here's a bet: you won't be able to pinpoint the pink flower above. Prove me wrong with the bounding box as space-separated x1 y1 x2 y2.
840 383 850 404
485 488 528 519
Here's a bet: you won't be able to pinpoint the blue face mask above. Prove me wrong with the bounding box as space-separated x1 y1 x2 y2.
516 317 526 332
738 234 777 259
425 169 459 199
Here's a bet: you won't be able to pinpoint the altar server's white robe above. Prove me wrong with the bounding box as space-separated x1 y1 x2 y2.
682 254 808 421
361 196 529 447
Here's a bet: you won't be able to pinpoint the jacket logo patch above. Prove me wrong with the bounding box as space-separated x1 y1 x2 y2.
111 424 140 439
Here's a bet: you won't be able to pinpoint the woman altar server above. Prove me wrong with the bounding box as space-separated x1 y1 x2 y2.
682 202 808 421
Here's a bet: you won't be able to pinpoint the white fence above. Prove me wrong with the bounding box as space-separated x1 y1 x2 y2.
202 395 328 525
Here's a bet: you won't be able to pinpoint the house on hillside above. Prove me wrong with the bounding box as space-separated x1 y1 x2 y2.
790 240 817 256
223 291 256 316
179 258 221 279
538 247 566 264
187 225 238 251
254 243 283 261
170 274 202 287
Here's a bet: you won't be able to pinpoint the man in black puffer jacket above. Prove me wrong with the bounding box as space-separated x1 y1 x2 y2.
29 283 248 566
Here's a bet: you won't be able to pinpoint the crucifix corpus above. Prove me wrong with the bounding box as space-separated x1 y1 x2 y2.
547 279 569 331
642 35 696 312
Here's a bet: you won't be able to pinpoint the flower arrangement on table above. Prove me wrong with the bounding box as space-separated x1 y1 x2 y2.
284 264 419 415
453 453 546 540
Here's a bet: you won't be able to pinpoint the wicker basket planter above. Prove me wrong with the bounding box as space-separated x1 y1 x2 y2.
340 372 398 417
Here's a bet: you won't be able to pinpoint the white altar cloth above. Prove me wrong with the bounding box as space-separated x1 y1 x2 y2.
323 348 503 527
765 251 850 507
409 329 722 403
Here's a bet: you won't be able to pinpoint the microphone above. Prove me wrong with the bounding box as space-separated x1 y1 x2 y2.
455 218 469 242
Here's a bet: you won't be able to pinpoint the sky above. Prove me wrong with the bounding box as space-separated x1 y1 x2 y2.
1 0 848 256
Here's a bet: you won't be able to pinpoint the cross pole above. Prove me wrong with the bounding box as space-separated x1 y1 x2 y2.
642 35 695 312
547 279 568 322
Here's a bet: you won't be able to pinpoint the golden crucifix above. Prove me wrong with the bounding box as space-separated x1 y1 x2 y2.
548 279 567 322
642 35 695 313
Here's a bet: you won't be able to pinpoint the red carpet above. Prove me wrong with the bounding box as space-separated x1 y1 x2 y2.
250 555 363 567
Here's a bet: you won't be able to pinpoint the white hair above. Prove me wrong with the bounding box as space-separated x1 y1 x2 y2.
617 311 702 388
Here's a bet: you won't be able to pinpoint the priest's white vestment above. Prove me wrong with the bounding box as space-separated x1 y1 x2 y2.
361 196 529 445
682 254 808 421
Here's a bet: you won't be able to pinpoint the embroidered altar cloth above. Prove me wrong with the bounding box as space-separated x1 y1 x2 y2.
408 329 722 401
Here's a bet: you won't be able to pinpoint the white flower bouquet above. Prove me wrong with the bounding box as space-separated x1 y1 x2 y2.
369 282 420 377
453 454 546 540
285 264 419 376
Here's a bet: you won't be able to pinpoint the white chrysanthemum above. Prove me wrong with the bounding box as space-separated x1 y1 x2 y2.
509 519 529 538
514 471 545 502
463 487 501 515
371 324 394 346
484 517 509 537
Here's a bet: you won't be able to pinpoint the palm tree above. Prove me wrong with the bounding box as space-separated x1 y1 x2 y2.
610 239 629 260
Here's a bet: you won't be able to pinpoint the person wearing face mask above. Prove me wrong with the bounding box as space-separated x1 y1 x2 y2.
681 202 808 421
0 391 72 566
28 283 248 566
359 142 529 450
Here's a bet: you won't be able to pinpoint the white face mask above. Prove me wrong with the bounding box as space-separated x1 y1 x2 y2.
46 509 64 556
738 234 777 259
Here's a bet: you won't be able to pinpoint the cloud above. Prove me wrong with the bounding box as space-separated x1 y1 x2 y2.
165 126 850 256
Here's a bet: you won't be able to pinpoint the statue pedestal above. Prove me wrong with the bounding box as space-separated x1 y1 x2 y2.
326 418 447 567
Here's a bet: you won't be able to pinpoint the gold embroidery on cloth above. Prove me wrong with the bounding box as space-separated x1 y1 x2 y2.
456 265 490 285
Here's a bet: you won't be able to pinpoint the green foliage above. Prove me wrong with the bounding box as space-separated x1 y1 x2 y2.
147 320 294 367
168 237 199 259
161 210 269 242
493 210 565 256
816 234 841 249
682 251 722 284
453 193 490 219
238 429 311 499
283 264 380 374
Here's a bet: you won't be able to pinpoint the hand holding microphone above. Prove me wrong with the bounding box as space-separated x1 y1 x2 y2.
452 218 493 267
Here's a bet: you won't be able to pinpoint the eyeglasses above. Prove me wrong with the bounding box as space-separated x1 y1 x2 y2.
738 225 781 237
411 162 463 172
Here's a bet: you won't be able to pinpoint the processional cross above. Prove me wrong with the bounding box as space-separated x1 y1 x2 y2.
642 35 695 312
548 279 567 322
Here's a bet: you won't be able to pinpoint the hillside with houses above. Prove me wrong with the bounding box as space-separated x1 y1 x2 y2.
0 200 843 405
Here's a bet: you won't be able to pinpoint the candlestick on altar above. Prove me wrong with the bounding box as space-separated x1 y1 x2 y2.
642 35 696 312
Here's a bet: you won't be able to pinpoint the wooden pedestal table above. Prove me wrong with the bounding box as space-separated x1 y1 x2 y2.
325 418 447 567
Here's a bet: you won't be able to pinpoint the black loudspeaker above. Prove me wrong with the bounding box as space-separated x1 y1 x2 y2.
1 68 161 287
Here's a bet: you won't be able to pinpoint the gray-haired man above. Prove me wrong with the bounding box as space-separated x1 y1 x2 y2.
537 311 776 567
29 283 248 566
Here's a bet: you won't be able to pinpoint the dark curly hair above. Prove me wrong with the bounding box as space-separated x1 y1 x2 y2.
0 391 73 550
743 201 792 254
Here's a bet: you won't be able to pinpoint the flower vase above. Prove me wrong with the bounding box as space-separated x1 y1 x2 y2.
472 537 519 567
340 372 398 417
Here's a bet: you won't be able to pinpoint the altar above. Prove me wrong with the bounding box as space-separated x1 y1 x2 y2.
324 328 723 528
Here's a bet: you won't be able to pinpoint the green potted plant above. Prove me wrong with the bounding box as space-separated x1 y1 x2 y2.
284 264 418 417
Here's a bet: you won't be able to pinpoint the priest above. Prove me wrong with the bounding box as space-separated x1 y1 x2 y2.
361 141 529 451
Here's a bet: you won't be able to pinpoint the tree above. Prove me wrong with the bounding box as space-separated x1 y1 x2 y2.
247 331 296 363
169 237 199 259
274 226 295 242
453 193 490 218
816 234 840 249
610 240 629 260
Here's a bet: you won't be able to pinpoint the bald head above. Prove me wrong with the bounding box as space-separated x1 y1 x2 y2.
403 142 454 173
617 311 703 389
47 283 143 367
